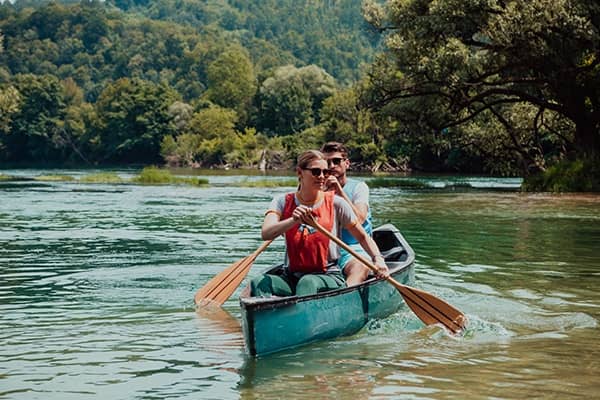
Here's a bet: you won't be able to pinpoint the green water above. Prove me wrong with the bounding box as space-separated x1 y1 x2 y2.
1 169 599 399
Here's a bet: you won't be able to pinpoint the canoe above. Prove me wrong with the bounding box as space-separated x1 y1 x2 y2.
239 223 415 356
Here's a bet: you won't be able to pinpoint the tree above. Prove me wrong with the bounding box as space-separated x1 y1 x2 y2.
256 64 337 136
320 87 388 169
363 0 600 175
204 45 257 125
93 78 180 163
161 104 261 167
0 84 21 134
3 74 67 162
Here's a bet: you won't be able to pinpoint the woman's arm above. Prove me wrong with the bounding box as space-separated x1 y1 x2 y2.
262 212 293 240
261 205 314 240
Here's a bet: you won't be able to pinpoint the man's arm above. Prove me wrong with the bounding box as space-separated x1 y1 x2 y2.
325 178 369 224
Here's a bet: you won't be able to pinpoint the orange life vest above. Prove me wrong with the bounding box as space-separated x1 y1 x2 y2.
282 191 335 273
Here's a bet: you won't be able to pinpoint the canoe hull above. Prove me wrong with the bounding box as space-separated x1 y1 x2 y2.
240 224 415 356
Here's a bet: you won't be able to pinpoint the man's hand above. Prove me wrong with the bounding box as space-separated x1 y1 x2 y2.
373 258 390 279
324 175 343 194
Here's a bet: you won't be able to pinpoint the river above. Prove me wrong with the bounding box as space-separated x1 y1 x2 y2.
1 169 599 399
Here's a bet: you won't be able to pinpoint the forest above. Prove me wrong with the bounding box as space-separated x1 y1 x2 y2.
1 0 599 191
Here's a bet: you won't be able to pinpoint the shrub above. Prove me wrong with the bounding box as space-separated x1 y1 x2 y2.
522 158 600 192
131 166 208 186
368 177 431 189
79 172 124 184
34 175 76 181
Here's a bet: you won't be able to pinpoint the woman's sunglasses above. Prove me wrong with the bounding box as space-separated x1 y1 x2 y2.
327 157 345 166
302 168 331 177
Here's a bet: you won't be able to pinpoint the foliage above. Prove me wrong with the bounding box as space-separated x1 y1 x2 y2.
79 172 124 183
234 178 297 188
105 0 378 83
280 124 327 163
160 105 256 167
367 177 430 189
0 1 379 171
362 0 600 180
131 165 181 184
204 45 256 125
256 65 336 136
0 84 21 133
34 174 76 181
1 74 66 162
92 78 180 163
130 166 209 185
522 158 600 192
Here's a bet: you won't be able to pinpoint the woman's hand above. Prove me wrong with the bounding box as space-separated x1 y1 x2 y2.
292 205 315 224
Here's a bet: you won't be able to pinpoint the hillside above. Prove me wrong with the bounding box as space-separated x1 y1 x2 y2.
0 0 380 166
1 0 377 87
107 0 379 84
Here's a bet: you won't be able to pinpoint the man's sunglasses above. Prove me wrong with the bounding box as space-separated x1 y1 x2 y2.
327 157 345 166
302 168 332 177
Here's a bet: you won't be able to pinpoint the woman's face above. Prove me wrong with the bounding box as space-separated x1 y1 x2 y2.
297 159 329 190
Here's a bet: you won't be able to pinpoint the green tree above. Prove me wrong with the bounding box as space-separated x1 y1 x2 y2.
3 74 66 162
161 105 239 166
320 87 388 169
93 78 180 163
256 64 337 136
187 105 239 140
363 0 600 175
0 84 21 134
204 45 257 125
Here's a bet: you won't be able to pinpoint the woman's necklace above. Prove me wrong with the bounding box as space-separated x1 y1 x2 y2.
296 190 322 206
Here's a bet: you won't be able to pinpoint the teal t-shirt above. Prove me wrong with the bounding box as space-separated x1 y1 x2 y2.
340 178 372 244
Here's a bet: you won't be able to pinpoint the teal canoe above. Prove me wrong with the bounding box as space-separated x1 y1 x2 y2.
239 224 416 356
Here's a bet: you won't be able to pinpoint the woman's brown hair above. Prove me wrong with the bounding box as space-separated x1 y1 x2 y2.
296 150 326 169
296 150 326 190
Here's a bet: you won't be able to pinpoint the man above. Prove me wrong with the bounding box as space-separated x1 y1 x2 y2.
320 142 380 285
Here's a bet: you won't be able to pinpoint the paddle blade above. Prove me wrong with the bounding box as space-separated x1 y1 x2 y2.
194 256 253 306
194 240 273 307
392 280 467 334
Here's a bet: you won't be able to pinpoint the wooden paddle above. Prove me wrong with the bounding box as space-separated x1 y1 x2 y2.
306 217 467 334
195 240 273 307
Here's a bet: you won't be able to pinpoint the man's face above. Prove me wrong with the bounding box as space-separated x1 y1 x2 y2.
323 151 349 179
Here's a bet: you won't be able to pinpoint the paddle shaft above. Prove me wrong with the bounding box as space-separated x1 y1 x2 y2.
307 218 466 333
309 220 399 284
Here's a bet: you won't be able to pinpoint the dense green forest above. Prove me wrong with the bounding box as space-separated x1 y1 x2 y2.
1 0 599 190
0 0 383 168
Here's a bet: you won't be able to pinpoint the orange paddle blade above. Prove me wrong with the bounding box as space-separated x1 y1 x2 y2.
195 240 272 307
390 279 467 334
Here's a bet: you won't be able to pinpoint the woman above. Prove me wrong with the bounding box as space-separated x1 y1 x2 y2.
250 150 388 297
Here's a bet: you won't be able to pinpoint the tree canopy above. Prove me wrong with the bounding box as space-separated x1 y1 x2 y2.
362 0 600 177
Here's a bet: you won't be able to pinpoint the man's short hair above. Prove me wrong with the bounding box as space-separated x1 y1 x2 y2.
320 142 348 158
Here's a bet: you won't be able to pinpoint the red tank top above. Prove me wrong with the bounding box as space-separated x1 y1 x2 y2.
282 191 335 273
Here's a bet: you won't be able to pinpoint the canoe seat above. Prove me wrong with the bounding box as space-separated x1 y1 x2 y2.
381 246 408 262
